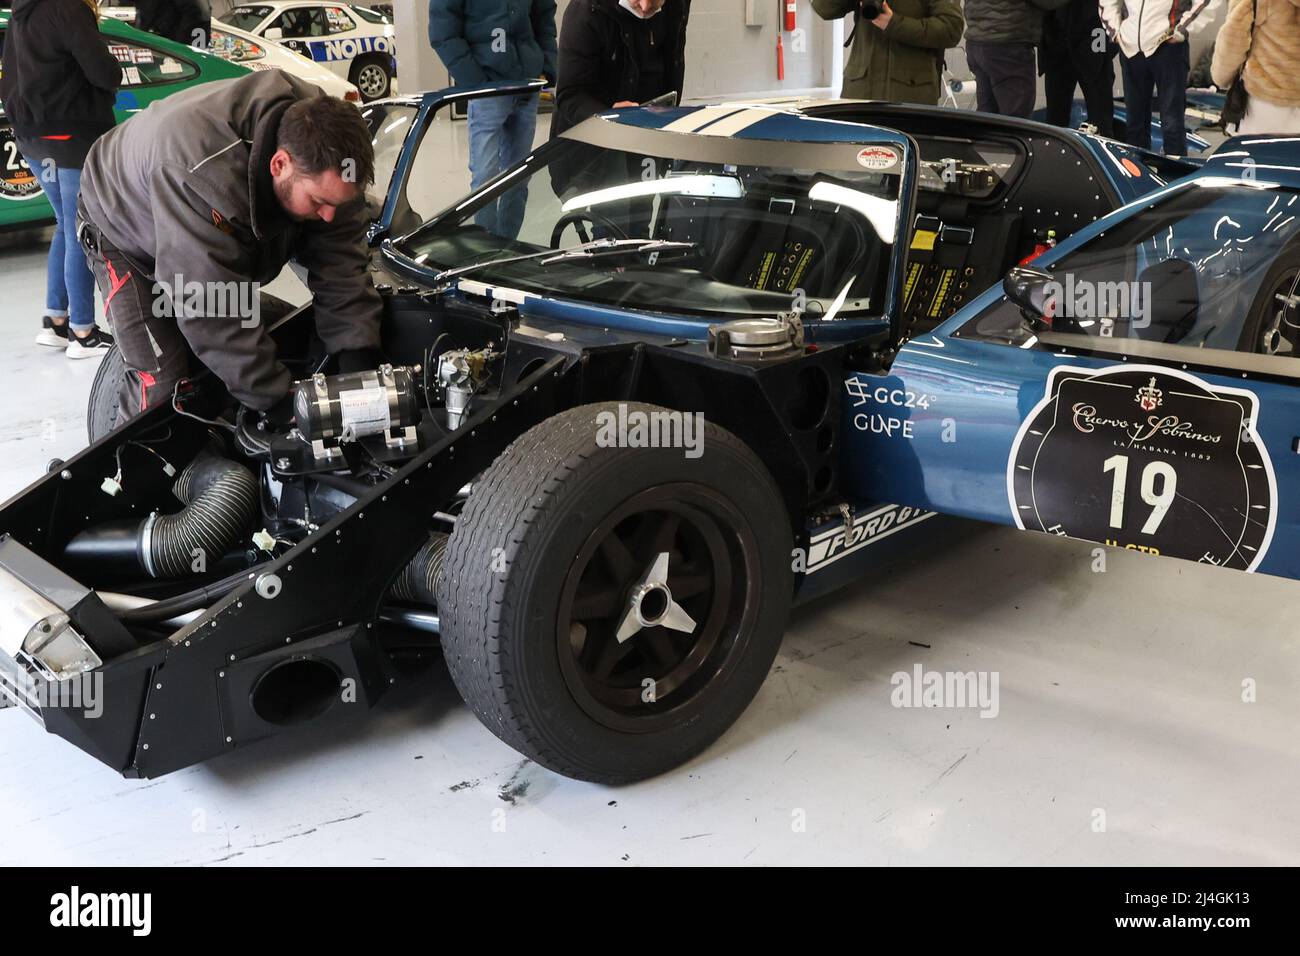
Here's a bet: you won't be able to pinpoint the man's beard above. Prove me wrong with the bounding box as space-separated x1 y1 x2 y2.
273 174 310 222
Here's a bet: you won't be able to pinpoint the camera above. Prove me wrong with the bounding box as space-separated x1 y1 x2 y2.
861 1 881 17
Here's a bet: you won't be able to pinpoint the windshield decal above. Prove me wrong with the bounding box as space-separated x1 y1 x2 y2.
857 146 899 171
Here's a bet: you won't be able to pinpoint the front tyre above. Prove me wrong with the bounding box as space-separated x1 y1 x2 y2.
437 402 793 784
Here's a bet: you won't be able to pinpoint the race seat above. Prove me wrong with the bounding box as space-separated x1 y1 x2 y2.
696 183 877 301
903 196 1023 338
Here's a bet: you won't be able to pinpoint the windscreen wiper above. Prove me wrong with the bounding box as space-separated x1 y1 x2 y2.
433 242 600 283
433 238 694 283
538 238 697 266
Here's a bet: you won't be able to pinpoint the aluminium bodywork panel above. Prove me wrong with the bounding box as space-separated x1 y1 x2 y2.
843 136 1300 582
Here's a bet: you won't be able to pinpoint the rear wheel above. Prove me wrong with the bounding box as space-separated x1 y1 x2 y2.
436 402 793 783
86 343 126 444
350 54 392 102
1238 244 1300 357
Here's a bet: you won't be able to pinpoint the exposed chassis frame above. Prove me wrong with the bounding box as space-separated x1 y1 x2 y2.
0 301 848 777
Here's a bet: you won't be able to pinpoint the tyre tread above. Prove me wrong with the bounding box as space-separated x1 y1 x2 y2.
437 402 789 783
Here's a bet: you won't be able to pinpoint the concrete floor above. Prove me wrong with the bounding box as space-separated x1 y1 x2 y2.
1 111 1297 866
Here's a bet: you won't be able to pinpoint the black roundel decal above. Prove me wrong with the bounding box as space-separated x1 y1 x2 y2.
1008 365 1276 571
0 127 41 201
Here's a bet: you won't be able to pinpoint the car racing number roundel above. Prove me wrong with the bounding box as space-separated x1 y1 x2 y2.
0 127 41 201
1007 365 1276 570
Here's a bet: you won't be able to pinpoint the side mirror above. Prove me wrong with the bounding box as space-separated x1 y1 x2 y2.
264 27 284 39
1003 265 1056 330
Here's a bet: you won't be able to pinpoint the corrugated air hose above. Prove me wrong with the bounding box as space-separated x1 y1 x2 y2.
390 533 449 606
64 451 259 579
144 452 260 578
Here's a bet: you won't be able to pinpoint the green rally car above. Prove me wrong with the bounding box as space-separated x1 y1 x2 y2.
0 11 248 231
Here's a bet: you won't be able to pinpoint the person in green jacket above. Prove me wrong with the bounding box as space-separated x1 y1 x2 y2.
812 0 965 105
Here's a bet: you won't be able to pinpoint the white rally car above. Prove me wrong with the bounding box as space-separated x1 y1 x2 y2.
208 21 362 102
217 3 396 101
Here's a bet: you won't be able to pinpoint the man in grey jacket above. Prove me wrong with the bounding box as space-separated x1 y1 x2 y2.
77 71 383 423
964 0 1071 117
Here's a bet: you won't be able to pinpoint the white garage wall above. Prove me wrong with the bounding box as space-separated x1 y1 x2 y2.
684 1 837 100
391 0 837 101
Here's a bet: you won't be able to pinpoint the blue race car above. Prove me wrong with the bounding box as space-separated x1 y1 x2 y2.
2 85 1294 783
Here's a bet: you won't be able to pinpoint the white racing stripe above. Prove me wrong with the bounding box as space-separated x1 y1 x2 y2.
662 107 748 133
694 108 781 137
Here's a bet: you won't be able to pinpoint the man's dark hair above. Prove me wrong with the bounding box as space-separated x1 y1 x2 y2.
277 95 375 187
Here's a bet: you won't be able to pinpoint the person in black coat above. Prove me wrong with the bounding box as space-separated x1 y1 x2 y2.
135 0 211 48
0 0 120 355
552 0 691 140
1041 0 1117 137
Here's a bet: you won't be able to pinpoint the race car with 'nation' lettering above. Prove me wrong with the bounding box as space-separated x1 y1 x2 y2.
217 2 395 101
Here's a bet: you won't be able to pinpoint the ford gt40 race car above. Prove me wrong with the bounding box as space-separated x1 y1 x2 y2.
218 2 396 100
2 84 1295 785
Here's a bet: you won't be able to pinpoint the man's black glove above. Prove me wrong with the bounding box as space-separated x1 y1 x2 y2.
264 390 297 428
336 348 384 374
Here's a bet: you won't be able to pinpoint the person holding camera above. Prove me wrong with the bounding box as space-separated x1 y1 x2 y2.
812 0 965 105
552 0 691 139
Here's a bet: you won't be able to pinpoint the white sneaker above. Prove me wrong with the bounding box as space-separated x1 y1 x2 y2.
35 316 70 349
66 327 114 360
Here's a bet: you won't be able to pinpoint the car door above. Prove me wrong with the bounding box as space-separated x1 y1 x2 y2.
268 4 328 59
842 145 1300 583
360 80 549 245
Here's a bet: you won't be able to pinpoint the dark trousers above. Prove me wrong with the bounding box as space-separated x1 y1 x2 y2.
75 202 190 425
1045 51 1117 138
966 40 1038 119
1121 42 1190 156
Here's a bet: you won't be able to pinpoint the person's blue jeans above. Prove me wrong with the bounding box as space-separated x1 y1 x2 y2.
466 92 540 240
1121 43 1190 157
23 154 97 332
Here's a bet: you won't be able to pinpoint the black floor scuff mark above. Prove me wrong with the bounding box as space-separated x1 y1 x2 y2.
498 760 533 805
197 812 368 865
